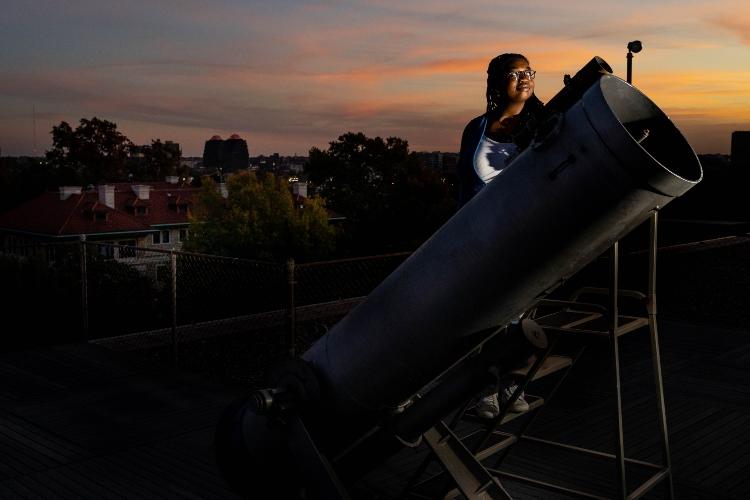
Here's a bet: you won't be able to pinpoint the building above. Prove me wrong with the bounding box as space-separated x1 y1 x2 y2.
287 181 345 224
417 151 444 171
417 151 459 177
731 131 750 169
202 135 224 171
441 152 459 177
250 154 308 175
0 178 199 261
202 134 250 173
223 134 250 172
129 140 181 159
181 157 203 171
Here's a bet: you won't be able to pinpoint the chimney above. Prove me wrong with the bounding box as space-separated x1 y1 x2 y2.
59 186 82 200
165 175 179 184
292 181 308 198
218 182 228 199
131 184 151 200
97 184 116 209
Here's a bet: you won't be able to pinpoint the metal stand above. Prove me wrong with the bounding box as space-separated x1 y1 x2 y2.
403 211 674 500
503 211 674 499
604 210 673 499
423 421 512 500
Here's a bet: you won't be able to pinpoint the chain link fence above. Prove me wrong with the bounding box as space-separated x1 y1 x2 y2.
293 252 411 354
5 226 747 386
1 240 412 386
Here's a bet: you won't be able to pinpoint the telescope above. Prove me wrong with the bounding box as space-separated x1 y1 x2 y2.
216 56 702 499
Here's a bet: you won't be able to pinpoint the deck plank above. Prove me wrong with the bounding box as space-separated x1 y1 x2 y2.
2 314 750 498
0 342 243 499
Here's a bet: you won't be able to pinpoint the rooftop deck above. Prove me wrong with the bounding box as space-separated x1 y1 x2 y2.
357 317 750 499
0 343 243 500
2 316 749 499
1 236 748 499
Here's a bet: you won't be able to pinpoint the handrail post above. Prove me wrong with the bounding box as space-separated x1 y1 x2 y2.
171 250 178 368
287 258 297 357
80 236 89 339
648 210 675 499
610 241 627 499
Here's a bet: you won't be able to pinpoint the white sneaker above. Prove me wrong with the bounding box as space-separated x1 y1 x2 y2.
501 384 529 413
475 392 500 419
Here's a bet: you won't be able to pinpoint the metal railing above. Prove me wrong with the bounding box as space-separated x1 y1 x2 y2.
0 240 410 384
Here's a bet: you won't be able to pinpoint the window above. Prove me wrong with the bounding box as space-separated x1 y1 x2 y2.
118 240 137 258
94 212 107 222
136 206 147 215
152 231 170 244
98 243 114 258
179 229 188 242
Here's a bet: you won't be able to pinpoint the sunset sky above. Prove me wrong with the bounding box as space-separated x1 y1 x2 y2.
2 0 749 156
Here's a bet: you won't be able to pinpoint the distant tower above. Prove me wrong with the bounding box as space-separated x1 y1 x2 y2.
32 105 37 157
203 135 224 170
223 134 250 172
731 131 750 170
203 134 249 173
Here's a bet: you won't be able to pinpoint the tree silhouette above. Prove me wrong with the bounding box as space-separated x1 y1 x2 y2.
306 132 455 254
134 139 183 181
45 117 132 184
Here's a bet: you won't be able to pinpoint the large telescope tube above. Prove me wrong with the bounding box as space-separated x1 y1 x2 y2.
303 74 702 417
217 65 703 498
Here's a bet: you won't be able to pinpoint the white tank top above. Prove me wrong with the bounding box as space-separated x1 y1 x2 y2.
474 135 518 184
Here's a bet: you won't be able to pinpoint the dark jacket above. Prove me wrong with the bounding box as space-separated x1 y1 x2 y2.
457 97 545 208
457 114 489 208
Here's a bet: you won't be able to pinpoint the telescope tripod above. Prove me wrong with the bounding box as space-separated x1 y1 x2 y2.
402 211 674 500
216 212 675 500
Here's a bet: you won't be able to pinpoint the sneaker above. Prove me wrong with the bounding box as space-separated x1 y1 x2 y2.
475 392 500 419
501 384 530 413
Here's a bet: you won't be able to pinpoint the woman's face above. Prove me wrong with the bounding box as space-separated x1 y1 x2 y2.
504 58 535 104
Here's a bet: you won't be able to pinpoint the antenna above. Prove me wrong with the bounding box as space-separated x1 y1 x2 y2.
32 104 37 157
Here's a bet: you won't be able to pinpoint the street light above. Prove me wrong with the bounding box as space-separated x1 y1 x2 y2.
626 40 642 84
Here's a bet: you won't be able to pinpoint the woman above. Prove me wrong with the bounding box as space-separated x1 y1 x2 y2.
457 53 545 418
457 53 544 207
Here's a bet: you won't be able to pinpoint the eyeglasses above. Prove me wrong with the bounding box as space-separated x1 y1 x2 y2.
506 69 536 81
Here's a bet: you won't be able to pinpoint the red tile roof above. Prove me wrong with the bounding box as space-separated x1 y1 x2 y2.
0 182 200 238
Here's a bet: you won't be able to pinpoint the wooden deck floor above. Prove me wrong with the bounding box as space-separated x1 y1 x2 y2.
356 318 750 499
2 316 749 499
0 343 244 500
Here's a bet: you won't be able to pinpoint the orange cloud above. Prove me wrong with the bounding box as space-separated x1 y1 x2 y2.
633 70 750 123
711 16 750 45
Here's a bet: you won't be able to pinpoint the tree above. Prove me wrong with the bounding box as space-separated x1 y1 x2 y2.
306 132 455 254
185 172 336 261
45 117 131 184
131 139 185 182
